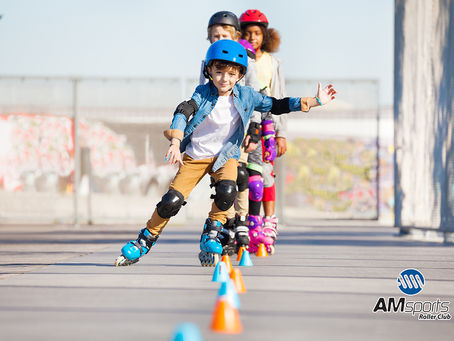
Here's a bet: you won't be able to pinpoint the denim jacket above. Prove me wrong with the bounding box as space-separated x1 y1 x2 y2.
170 81 302 172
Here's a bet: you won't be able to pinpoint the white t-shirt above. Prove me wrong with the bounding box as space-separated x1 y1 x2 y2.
186 95 241 160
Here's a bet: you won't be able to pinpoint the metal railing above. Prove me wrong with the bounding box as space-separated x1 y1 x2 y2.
0 76 384 225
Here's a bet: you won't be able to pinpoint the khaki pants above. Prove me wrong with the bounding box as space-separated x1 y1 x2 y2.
146 154 238 236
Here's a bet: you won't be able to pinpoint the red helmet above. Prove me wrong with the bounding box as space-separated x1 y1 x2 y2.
239 9 269 28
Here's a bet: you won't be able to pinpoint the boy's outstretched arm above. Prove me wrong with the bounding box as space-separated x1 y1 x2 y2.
165 138 184 166
163 117 184 166
252 83 337 114
162 85 207 165
163 97 199 141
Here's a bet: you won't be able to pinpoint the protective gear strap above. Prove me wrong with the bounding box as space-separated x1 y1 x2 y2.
271 97 290 115
138 228 159 249
236 163 249 192
263 134 274 141
263 183 276 202
247 162 263 173
156 188 186 219
204 219 224 233
249 175 262 182
234 214 248 228
246 122 261 143
174 99 198 120
212 180 237 211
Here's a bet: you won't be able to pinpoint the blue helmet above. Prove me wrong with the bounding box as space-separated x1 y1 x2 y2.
205 40 248 76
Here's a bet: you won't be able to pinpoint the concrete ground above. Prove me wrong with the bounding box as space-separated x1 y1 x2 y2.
0 221 452 341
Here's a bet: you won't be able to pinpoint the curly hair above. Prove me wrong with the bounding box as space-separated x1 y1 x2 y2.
261 27 280 53
241 25 280 53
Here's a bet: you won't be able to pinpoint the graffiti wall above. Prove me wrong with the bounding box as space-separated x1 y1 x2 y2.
282 111 394 222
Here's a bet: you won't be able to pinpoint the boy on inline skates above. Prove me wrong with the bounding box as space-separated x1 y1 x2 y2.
200 11 262 256
115 39 336 267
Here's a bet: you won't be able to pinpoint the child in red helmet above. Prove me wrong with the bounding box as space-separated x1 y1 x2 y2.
239 9 288 255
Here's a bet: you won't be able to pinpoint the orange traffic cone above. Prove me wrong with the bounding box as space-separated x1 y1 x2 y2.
230 268 246 294
221 254 233 274
256 243 268 257
236 246 245 261
210 297 243 334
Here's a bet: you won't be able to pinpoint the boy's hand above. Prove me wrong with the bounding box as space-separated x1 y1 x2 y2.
317 83 336 105
165 139 184 166
275 137 287 157
243 135 258 152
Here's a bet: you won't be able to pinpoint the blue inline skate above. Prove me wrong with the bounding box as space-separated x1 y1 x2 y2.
198 219 223 267
115 228 158 266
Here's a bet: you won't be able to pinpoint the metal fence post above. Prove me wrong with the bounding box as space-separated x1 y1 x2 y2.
375 81 380 220
81 147 93 225
73 79 80 227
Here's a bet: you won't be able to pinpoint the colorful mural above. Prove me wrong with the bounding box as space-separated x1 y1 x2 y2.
285 137 394 219
0 113 137 192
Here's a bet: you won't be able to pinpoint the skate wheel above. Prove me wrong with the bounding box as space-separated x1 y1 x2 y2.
212 253 220 267
115 255 139 267
198 251 220 267
267 245 275 255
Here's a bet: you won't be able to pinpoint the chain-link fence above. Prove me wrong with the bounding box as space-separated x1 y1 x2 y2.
0 77 387 225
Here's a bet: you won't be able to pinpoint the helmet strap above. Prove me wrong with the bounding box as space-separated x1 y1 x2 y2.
203 64 213 80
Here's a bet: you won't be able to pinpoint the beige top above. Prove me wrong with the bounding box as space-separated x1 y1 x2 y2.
255 51 274 96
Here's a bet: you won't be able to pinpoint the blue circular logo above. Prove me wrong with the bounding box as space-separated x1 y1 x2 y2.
397 269 425 295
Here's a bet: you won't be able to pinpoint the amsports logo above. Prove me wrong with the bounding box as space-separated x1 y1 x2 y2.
373 268 450 320
397 269 424 295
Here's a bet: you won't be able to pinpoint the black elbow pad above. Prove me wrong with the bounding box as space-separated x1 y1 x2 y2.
174 99 198 120
271 98 290 115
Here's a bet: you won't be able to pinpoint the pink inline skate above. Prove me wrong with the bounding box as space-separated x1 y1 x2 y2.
247 215 265 254
262 215 278 254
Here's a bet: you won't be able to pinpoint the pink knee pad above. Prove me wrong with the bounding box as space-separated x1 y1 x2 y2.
248 175 263 201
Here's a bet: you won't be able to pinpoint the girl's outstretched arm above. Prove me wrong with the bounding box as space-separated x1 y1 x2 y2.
316 83 336 105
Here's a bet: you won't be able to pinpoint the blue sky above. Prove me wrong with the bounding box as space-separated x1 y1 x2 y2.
0 0 394 105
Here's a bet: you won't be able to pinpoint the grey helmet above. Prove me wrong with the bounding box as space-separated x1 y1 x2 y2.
208 11 240 32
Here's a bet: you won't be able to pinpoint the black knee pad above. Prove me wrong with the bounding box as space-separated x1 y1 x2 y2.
156 188 185 218
213 180 237 211
236 163 249 192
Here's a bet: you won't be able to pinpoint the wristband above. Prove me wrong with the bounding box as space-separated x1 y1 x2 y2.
315 97 323 106
170 137 181 147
